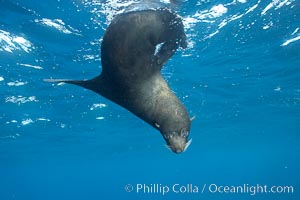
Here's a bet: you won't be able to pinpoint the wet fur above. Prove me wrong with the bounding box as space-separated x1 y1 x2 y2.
45 9 191 153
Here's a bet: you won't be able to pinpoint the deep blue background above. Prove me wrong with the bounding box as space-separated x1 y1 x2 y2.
1 0 299 199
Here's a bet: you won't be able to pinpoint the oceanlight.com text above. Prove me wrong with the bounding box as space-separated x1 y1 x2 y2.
124 183 294 196
207 183 294 195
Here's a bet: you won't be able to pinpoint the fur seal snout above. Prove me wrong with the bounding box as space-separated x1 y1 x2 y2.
45 8 192 153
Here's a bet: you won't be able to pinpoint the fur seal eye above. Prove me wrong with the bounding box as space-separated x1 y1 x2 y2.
166 132 176 140
170 133 175 138
164 134 171 139
180 128 188 138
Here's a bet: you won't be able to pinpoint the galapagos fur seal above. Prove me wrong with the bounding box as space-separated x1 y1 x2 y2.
45 8 192 153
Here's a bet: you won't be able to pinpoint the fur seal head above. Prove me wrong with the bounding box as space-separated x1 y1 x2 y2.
165 129 192 154
45 8 192 154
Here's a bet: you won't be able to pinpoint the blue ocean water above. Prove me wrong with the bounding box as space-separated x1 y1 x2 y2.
0 0 299 199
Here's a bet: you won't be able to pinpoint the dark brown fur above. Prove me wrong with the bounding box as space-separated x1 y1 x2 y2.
45 9 191 153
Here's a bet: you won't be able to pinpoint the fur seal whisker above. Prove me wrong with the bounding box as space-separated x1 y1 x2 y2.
184 138 192 152
164 144 172 152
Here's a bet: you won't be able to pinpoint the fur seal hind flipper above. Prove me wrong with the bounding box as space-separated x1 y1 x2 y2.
153 37 187 68
43 79 92 90
44 78 85 85
100 8 187 82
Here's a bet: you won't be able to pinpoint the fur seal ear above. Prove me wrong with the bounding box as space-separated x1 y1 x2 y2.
155 123 161 128
190 116 196 122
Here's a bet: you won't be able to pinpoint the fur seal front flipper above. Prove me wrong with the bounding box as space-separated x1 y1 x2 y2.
45 8 192 154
